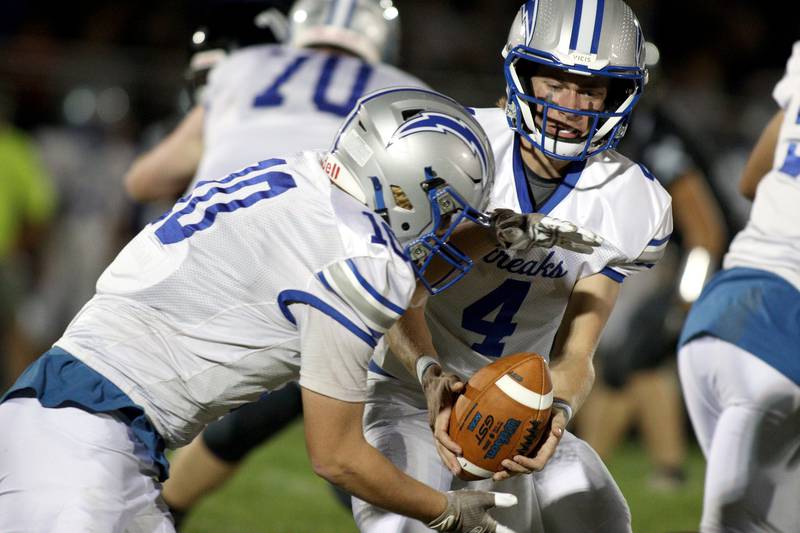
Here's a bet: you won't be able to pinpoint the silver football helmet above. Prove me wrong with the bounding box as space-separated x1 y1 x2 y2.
503 0 647 160
324 87 495 294
288 0 400 64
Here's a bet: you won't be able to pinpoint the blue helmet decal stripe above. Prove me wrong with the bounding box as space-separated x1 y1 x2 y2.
325 0 338 25
388 112 489 179
590 0 605 53
569 0 584 51
331 87 463 152
369 176 386 211
343 0 358 27
522 0 538 46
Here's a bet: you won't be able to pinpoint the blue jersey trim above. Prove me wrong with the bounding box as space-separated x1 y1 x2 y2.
648 234 671 247
537 159 587 215
345 259 406 315
590 0 605 53
679 267 800 386
277 290 377 348
600 266 625 283
637 162 657 181
368 359 397 379
1 348 170 481
512 135 586 214
512 135 535 213
569 0 584 51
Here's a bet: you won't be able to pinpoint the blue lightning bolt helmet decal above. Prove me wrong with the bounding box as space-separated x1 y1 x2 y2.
388 112 489 182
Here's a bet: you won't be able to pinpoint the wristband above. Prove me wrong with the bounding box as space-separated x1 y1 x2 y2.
415 355 440 385
552 398 573 425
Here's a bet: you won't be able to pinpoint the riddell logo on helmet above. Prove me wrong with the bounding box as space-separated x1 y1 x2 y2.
322 157 342 181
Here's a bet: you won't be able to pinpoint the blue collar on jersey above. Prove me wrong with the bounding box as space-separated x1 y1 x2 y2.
512 134 587 215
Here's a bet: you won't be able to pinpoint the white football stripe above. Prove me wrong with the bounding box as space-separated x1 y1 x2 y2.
458 457 494 479
495 375 553 410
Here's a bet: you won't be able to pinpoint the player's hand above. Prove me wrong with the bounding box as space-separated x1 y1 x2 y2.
490 208 603 254
491 407 568 482
421 364 465 476
428 490 519 533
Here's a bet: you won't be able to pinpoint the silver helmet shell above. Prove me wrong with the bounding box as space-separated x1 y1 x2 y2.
288 0 400 64
324 87 495 293
503 0 647 160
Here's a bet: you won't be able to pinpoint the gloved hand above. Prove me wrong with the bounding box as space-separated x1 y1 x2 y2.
420 363 465 475
490 208 603 254
428 490 519 533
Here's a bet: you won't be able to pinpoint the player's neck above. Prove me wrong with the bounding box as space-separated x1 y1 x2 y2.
519 136 571 179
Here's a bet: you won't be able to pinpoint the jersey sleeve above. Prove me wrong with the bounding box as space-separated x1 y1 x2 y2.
605 201 673 280
288 255 415 401
316 255 414 337
773 41 800 109
297 305 374 402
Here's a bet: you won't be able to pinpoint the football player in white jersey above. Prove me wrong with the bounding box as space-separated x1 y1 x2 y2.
122 0 430 522
677 41 800 533
353 1 673 532
0 88 524 533
125 0 427 202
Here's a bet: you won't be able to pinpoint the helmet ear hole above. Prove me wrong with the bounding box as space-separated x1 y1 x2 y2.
401 109 424 121
390 184 414 210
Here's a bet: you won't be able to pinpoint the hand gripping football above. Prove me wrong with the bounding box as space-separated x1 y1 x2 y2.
448 353 553 480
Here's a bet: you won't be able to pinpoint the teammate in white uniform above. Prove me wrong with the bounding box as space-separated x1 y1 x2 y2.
353 1 673 532
677 41 800 533
125 0 426 202
0 88 521 533
123 1 430 521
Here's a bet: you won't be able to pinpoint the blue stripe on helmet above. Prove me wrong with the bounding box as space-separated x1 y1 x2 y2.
343 0 357 27
569 0 584 51
522 0 537 45
331 87 463 152
590 0 605 53
325 0 338 25
389 112 488 180
369 176 386 211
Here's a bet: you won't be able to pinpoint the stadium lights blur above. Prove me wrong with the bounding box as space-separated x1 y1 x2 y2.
679 247 712 303
383 6 399 20
192 30 207 46
63 87 96 125
293 10 308 23
96 87 130 124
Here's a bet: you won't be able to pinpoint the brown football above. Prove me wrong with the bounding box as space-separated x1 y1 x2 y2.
448 352 553 480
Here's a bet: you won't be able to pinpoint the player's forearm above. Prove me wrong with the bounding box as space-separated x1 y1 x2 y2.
740 109 783 200
549 351 595 414
387 289 438 377
124 106 205 202
309 435 447 522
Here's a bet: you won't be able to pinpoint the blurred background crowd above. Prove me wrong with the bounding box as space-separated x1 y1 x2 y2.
0 0 796 530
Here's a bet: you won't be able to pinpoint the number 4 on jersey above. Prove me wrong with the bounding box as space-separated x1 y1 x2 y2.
461 279 532 357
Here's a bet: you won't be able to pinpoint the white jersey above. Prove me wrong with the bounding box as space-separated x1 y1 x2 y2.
194 45 428 184
55 152 415 447
371 108 672 386
724 40 800 292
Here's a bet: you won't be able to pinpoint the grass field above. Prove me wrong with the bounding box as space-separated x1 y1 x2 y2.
182 420 705 533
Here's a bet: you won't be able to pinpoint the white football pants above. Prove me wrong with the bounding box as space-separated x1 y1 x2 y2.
0 398 174 533
353 380 631 533
679 336 800 533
